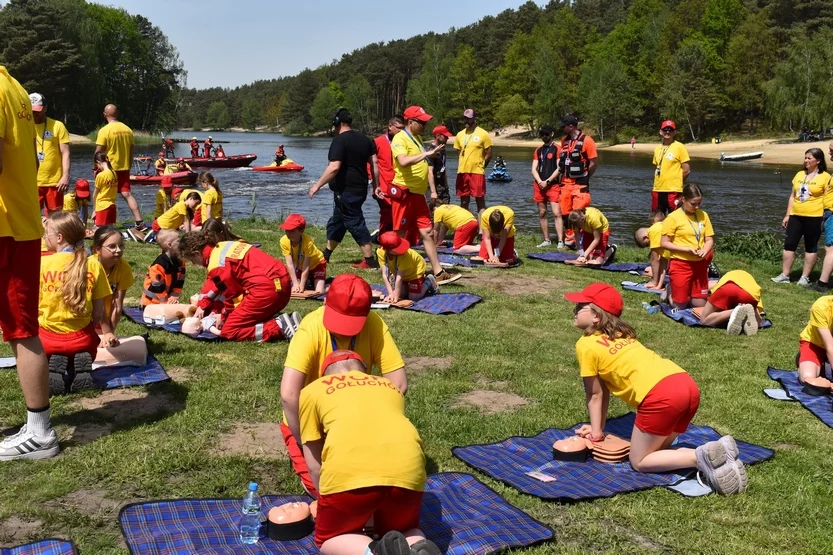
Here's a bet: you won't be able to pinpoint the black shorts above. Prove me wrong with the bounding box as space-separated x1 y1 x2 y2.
326 190 371 246
784 215 823 253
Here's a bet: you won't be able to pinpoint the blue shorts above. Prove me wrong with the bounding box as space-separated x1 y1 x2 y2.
824 210 833 246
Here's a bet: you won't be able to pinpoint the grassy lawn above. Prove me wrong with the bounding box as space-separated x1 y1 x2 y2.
0 217 830 554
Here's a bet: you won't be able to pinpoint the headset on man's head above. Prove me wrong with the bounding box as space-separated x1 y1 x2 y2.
332 107 349 127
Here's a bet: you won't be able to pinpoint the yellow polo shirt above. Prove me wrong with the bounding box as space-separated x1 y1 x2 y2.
581 207 609 233
481 206 516 237
280 234 324 270
35 118 70 187
647 221 669 259
433 204 475 231
661 208 714 261
453 126 492 174
201 186 223 222
376 247 426 282
800 296 833 348
156 201 189 229
95 121 134 171
39 253 111 333
94 169 118 211
652 141 689 193
391 130 429 194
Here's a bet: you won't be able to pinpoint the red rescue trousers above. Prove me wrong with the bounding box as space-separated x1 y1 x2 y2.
220 274 291 342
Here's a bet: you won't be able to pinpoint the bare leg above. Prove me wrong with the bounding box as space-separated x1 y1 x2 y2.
699 302 732 327
11 338 49 409
629 427 696 473
121 191 143 222
798 360 822 384
690 297 707 308
326 239 340 252
459 195 470 211
320 534 373 555
454 245 480 255
780 250 796 277
404 528 427 546
551 201 563 242
820 245 833 283
474 196 487 220
360 242 373 258
537 203 549 241
802 252 818 279
419 227 442 275
314 278 326 294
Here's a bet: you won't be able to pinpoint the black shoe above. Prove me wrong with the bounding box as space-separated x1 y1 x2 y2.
812 282 829 293
48 355 70 395
410 539 442 555
372 531 411 555
69 352 95 392
708 262 721 279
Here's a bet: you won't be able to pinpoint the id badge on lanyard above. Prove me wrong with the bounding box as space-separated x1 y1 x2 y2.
37 152 45 163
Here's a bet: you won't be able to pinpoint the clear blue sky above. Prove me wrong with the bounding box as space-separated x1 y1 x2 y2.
97 0 532 90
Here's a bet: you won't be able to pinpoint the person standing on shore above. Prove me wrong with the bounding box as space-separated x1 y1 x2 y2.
309 108 380 269
531 124 563 248
652 120 690 214
557 115 597 247
812 141 833 292
631 136 636 150
94 105 145 230
373 115 405 239
428 125 453 204
30 93 70 217
453 109 492 218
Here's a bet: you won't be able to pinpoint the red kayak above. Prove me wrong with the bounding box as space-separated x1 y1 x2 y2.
129 171 198 186
252 163 304 172
168 154 257 168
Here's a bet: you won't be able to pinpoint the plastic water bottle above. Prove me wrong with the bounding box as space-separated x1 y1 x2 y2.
239 482 261 544
642 302 659 315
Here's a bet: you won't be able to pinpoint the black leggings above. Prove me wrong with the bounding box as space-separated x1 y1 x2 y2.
784 215 822 253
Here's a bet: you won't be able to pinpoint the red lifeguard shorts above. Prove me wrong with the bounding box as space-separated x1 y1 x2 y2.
115 170 131 193
392 193 431 232
636 373 701 436
39 323 100 360
453 220 479 250
455 173 486 198
708 282 757 311
0 238 40 341
95 205 117 226
38 186 64 213
533 183 560 204
798 340 827 367
668 258 710 305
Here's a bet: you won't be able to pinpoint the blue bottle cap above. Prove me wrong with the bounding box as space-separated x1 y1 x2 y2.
248 482 258 491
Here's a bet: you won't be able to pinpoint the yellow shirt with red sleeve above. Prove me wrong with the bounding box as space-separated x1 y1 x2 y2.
652 141 690 193
647 221 669 259
0 66 42 241
201 186 223 222
95 121 134 171
280 234 324 269
791 170 830 217
35 118 70 187
391 130 428 194
94 169 118 212
376 247 426 282
433 203 475 231
453 127 492 174
661 207 714 261
299 369 426 495
93 254 135 318
581 207 609 233
710 270 763 310
799 295 833 348
154 189 174 219
156 200 189 229
576 333 686 408
38 252 111 333
197 242 285 312
480 206 516 237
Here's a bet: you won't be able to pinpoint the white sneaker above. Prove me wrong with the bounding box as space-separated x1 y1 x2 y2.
797 275 811 286
741 305 759 336
537 240 551 248
426 273 439 295
726 305 745 336
276 312 301 340
771 274 790 284
0 425 59 461
556 241 565 249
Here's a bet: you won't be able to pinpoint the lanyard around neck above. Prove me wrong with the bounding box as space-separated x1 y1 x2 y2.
292 240 305 269
403 129 423 152
329 332 357 352
686 211 702 245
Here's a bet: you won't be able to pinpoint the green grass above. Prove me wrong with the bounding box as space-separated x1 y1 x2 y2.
1 218 831 553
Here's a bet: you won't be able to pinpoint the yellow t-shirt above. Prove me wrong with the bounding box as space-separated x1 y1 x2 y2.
35 118 70 187
94 169 118 211
63 192 78 212
299 369 426 496
661 208 714 261
576 333 686 408
652 141 690 193
791 171 829 217
581 207 609 233
201 186 223 222
799 295 833 348
376 247 426 282
453 127 492 175
391 130 428 194
280 234 324 269
95 121 134 171
93 254 135 318
39 252 111 333
0 66 41 241
433 204 475 230
156 201 189 229
647 221 669 259
480 205 516 237
154 189 174 219
710 270 763 310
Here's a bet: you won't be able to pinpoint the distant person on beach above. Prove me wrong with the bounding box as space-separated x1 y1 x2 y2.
373 115 406 239
454 109 492 217
557 115 597 248
30 93 70 216
813 142 833 292
428 125 452 204
772 148 830 286
631 136 636 149
652 120 690 214
531 124 563 248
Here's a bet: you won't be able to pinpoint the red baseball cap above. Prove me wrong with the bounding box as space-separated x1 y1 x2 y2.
564 282 624 317
403 105 432 123
161 175 174 189
74 179 90 199
280 213 306 230
321 349 366 374
433 125 453 138
379 231 410 255
660 120 676 130
324 274 372 336
158 152 165 157
172 187 184 199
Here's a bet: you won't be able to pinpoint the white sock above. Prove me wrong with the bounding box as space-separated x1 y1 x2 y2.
27 407 52 437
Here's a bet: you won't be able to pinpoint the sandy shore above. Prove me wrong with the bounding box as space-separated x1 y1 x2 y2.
69 133 92 145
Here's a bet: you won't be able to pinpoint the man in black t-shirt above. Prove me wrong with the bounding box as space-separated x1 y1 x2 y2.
310 108 381 269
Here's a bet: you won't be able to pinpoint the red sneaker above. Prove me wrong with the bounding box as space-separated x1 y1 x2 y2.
351 260 380 270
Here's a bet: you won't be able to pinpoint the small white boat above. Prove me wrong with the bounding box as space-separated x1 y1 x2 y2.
719 151 764 161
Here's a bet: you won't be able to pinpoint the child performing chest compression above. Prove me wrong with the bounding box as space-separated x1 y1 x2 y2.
92 226 134 331
479 206 517 264
567 207 615 265
565 282 746 495
299 350 441 555
151 192 201 234
280 214 327 295
429 200 479 255
141 229 186 306
377 232 437 303
797 294 833 384
699 270 764 336
634 211 669 289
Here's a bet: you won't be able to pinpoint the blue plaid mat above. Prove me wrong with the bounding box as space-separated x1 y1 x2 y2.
452 413 773 501
123 307 223 341
767 367 833 428
368 285 482 315
1 540 77 555
119 472 553 554
432 254 477 267
654 302 773 329
526 252 648 273
621 281 663 295
414 245 460 255
2 355 169 389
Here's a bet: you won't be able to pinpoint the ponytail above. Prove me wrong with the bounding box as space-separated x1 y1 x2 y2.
94 151 114 173
202 217 241 243
199 171 220 193
48 212 89 317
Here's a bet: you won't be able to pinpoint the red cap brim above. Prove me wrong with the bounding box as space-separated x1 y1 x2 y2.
75 191 90 199
564 292 591 304
323 304 368 336
279 223 299 230
31 105 44 112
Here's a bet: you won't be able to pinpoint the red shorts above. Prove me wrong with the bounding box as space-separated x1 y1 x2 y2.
798 340 826 367
39 322 100 360
392 192 431 232
192 207 202 227
453 220 479 249
580 229 610 259
635 373 701 436
296 261 327 282
478 235 516 263
405 277 425 295
651 191 682 213
708 282 758 311
95 205 117 226
559 181 591 214
668 258 710 305
115 170 131 193
0 238 40 341
455 173 486 198
280 422 318 497
533 183 560 204
38 186 64 212
314 486 423 547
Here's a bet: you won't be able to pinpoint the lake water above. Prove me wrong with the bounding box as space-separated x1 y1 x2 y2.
69 131 794 238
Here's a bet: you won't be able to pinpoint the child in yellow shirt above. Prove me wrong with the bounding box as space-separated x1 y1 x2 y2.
479 205 516 264
429 200 479 255
567 206 615 265
280 214 326 294
634 210 669 288
564 282 746 495
92 226 134 330
92 152 118 227
797 295 833 383
151 192 201 234
198 172 223 226
376 232 436 303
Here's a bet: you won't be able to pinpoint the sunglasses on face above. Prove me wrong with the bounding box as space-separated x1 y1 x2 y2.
573 303 591 316
661 127 675 133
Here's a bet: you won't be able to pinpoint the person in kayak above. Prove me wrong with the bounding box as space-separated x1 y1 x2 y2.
275 144 287 165
155 152 167 176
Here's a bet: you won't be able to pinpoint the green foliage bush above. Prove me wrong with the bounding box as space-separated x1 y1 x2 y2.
718 231 783 262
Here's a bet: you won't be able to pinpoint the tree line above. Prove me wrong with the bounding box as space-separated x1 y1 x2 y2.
0 0 184 134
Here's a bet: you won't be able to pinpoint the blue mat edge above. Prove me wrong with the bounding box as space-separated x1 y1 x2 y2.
2 539 78 555
767 366 833 429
